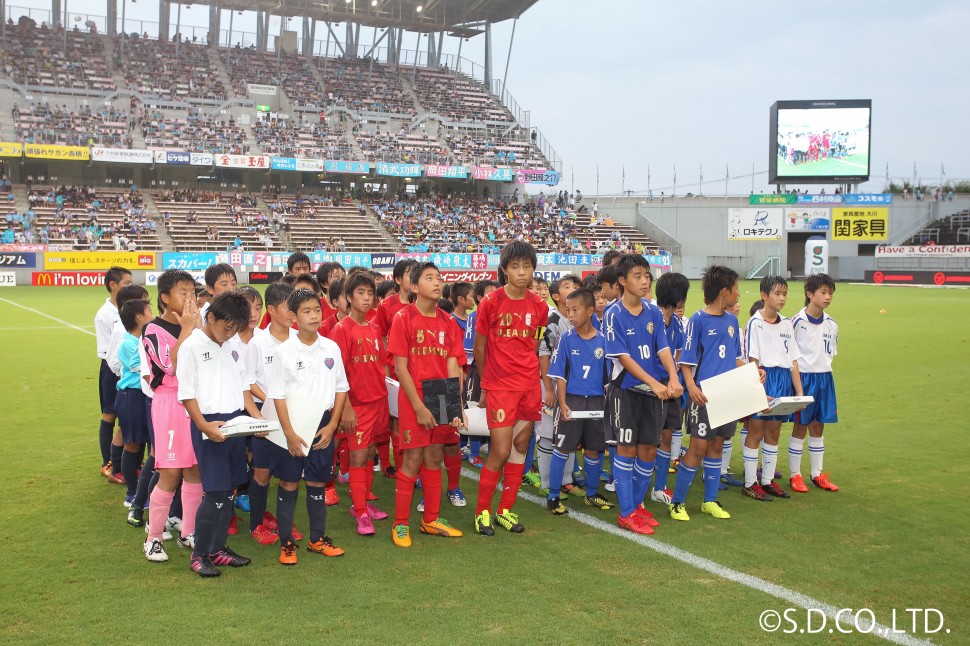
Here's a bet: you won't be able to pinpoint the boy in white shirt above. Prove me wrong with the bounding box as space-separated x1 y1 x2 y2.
95 266 132 478
265 288 350 565
178 291 264 578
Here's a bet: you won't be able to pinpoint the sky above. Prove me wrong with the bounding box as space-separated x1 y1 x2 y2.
8 0 969 195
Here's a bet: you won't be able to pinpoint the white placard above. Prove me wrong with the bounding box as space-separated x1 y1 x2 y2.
211 415 280 439
0 271 16 286
767 396 814 416
461 405 490 437
262 388 327 456
386 377 399 417
728 208 783 240
569 410 604 419
698 362 769 428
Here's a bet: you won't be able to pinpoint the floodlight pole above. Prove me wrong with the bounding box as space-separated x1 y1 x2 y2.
174 2 181 59
501 17 517 96
483 21 492 87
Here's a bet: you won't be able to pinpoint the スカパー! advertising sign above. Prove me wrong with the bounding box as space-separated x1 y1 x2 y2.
44 252 156 270
32 271 106 287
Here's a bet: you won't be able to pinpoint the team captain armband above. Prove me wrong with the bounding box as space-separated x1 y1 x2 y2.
535 326 546 340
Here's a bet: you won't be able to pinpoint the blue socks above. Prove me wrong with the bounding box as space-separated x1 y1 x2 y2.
612 455 635 516
702 458 721 502
524 433 537 471
653 448 672 492
633 459 654 508
548 450 569 500
584 455 603 497
672 461 698 504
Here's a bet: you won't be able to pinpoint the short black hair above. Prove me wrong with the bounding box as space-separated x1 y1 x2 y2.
194 281 208 298
615 254 651 292
104 266 132 293
156 269 195 312
759 275 788 297
602 250 623 266
120 299 150 332
566 288 595 309
204 263 236 288
596 264 618 287
238 285 263 307
344 272 376 299
205 290 250 329
749 299 764 317
409 261 438 287
327 277 346 306
550 274 581 296
582 274 597 290
804 273 836 306
437 298 455 314
287 288 320 314
265 282 294 308
279 274 298 287
117 284 149 311
655 272 690 309
473 279 498 303
287 251 311 271
315 262 344 292
532 276 549 287
294 273 321 294
499 240 537 271
701 265 739 305
450 281 472 305
393 258 419 282
376 280 398 299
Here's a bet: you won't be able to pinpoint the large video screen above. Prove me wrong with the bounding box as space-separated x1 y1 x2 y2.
769 100 871 184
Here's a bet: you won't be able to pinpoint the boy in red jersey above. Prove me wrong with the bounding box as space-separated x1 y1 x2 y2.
473 241 549 536
386 262 465 547
319 277 347 338
376 258 419 477
330 273 391 536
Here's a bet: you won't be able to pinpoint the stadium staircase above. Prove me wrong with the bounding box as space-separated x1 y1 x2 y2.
140 192 176 250
902 209 970 245
747 255 781 279
399 79 426 116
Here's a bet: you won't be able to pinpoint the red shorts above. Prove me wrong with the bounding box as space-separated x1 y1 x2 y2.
485 387 542 429
346 400 390 452
398 401 459 449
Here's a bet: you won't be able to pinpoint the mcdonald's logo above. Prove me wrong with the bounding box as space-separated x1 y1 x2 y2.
32 271 106 287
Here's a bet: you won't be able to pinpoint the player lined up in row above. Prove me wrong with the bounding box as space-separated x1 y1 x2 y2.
92 248 838 577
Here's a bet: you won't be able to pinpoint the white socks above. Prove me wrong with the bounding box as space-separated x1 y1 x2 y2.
808 437 824 477
788 437 804 477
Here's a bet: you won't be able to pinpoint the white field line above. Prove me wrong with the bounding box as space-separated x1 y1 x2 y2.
0 297 96 337
461 468 934 646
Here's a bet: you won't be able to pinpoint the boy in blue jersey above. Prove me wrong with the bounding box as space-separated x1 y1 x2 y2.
743 276 803 502
462 279 498 468
673 265 749 521
649 272 690 506
116 298 153 507
788 274 839 493
547 289 615 514
604 255 682 535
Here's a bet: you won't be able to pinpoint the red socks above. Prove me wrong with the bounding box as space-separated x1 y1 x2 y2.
499 462 526 512
394 470 417 526
338 442 349 474
365 464 374 499
421 467 442 524
349 465 368 515
444 453 462 490
475 467 501 515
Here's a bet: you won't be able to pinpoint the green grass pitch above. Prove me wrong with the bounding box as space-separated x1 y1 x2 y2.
0 281 966 644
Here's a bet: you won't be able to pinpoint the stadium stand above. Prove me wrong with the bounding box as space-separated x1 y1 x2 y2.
12 103 132 147
904 209 970 245
353 125 450 164
407 67 513 123
155 190 282 252
318 56 414 116
118 37 228 102
1 21 116 92
223 46 326 108
264 190 397 252
14 186 161 251
252 117 353 159
140 107 248 154
369 194 657 254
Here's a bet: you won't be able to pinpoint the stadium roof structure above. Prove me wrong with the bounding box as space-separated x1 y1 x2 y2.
193 0 539 35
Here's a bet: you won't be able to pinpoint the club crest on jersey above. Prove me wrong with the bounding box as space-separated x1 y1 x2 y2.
324 358 335 369
646 322 655 335
438 331 445 345
728 326 735 338
525 313 532 326
231 350 239 362
594 348 605 359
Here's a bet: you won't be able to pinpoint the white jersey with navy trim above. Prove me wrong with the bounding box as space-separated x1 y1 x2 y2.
95 298 119 359
251 326 298 398
744 310 801 369
176 328 251 415
790 308 838 373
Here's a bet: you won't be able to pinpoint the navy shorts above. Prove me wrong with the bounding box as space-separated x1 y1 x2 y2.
553 394 607 452
190 411 249 493
684 400 736 440
268 411 335 484
251 436 273 470
116 388 150 445
663 395 683 431
795 372 838 425
753 366 795 422
464 364 482 404
98 359 118 415
145 397 154 449
607 385 665 447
